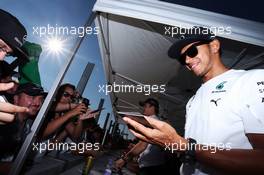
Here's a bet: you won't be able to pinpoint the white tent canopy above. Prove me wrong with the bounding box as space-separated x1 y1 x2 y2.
93 0 264 134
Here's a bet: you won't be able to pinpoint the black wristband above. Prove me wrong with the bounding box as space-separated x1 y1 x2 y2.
183 138 197 164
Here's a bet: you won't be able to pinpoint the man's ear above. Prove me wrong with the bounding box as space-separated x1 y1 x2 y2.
209 39 221 54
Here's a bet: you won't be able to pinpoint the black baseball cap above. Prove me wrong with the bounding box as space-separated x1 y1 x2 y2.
0 61 18 78
139 98 159 113
0 9 28 58
15 83 47 96
168 26 215 60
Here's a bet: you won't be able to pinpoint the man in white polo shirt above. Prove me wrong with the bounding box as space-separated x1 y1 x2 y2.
123 26 264 175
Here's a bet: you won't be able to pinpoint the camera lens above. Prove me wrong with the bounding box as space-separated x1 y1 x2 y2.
82 98 90 107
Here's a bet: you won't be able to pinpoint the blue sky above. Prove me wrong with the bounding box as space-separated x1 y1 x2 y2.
0 0 117 131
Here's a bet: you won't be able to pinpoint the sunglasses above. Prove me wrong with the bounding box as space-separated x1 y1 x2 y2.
179 41 210 65
63 92 74 99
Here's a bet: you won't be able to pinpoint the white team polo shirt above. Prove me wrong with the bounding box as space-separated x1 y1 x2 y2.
182 69 264 175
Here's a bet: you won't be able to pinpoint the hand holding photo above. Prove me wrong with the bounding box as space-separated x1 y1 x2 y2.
122 116 184 148
79 108 104 120
117 111 153 129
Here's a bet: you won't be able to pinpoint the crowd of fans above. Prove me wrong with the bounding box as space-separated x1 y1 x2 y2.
0 8 170 174
0 9 108 174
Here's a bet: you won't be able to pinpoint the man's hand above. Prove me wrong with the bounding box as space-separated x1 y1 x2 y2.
67 103 87 117
0 82 15 91
0 102 29 113
79 109 99 121
0 82 29 124
0 111 16 123
123 116 187 148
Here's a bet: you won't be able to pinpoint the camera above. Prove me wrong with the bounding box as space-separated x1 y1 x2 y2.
72 96 90 108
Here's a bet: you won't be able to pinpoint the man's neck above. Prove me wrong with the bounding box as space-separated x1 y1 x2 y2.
202 57 229 82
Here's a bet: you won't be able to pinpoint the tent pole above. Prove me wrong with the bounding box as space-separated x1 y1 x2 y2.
230 48 247 68
102 113 110 131
76 62 95 95
102 120 113 146
95 98 105 123
97 13 110 55
245 59 264 70
237 52 264 69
